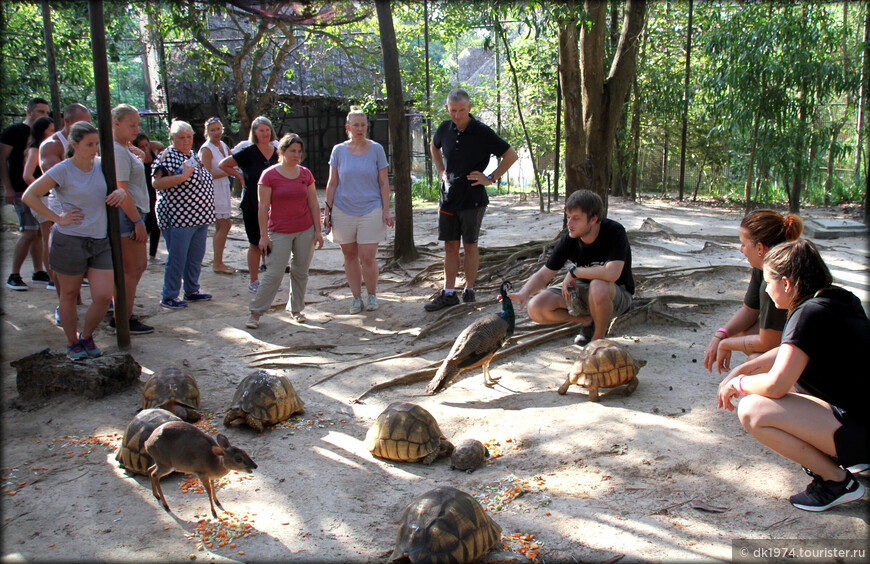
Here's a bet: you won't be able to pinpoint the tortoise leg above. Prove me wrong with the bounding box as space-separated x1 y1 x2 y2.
623 376 639 396
587 387 600 402
186 408 201 423
557 379 571 395
421 451 437 465
245 413 264 433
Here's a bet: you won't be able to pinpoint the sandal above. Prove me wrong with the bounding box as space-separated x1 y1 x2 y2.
289 311 306 323
245 315 260 329
213 265 237 274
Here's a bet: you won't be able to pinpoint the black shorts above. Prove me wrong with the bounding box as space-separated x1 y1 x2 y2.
242 206 260 246
438 206 486 243
832 406 869 468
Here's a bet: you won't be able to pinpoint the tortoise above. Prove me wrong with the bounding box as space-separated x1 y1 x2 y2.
558 339 645 402
389 486 502 563
115 408 182 475
223 370 305 432
450 439 489 473
365 402 453 465
141 367 201 422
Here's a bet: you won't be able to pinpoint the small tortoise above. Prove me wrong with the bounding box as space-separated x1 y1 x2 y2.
390 486 502 563
558 339 645 401
450 439 489 473
141 367 201 422
365 402 453 465
115 408 182 475
223 370 305 432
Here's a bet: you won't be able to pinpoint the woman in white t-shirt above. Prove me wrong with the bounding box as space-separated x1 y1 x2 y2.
22 121 127 359
199 117 236 274
324 106 394 314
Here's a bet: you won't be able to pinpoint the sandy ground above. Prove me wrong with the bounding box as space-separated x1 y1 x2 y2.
1 193 868 563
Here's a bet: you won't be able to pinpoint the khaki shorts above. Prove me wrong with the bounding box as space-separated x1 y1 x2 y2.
329 205 387 245
546 281 632 317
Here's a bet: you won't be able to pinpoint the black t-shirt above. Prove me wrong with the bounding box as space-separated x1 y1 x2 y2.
432 116 510 211
234 143 278 211
0 122 31 193
782 286 870 422
545 218 634 294
744 268 788 331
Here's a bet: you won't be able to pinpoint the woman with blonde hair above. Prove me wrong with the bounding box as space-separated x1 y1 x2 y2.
718 239 869 511
245 134 323 329
704 209 803 374
22 121 127 359
324 106 394 313
199 117 235 273
218 116 278 292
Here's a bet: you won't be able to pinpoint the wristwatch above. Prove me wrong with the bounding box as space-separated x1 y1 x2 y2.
569 265 579 279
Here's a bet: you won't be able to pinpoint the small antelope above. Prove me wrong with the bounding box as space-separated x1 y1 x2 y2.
144 421 257 517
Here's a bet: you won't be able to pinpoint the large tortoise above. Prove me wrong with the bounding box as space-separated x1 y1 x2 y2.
223 370 305 432
558 339 644 402
450 439 489 473
115 408 182 475
141 368 201 422
365 402 453 465
390 486 502 564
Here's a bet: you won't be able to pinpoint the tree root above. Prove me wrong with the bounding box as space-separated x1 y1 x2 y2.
608 294 741 334
243 344 336 358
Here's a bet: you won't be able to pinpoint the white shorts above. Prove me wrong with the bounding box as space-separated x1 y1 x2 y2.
329 205 387 245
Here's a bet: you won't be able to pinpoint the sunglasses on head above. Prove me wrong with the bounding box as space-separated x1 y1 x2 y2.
205 117 221 125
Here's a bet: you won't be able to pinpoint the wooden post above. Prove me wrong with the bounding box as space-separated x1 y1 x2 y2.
88 0 130 349
41 0 62 129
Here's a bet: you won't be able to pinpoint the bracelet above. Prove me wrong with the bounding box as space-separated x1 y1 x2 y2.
132 218 144 225
735 375 746 396
716 327 730 338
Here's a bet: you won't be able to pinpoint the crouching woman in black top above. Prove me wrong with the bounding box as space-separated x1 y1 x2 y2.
717 239 869 512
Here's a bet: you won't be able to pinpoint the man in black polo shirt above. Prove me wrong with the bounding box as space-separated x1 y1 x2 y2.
508 190 634 345
424 89 518 311
1 97 51 290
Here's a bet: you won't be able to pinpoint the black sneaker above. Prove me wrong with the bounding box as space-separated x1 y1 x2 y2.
424 290 460 312
789 468 865 512
184 292 212 302
574 322 596 346
6 273 28 291
109 316 154 335
31 271 50 284
462 288 476 303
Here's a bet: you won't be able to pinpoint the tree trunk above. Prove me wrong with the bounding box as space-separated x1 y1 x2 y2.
496 20 544 211
677 0 693 201
744 107 761 212
554 61 562 203
41 0 62 130
789 91 808 215
580 0 647 214
558 16 588 201
375 0 417 262
661 129 669 196
629 73 641 201
856 2 869 184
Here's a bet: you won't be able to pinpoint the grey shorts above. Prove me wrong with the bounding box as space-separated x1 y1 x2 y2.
13 196 39 231
49 230 113 275
547 281 633 317
438 206 486 243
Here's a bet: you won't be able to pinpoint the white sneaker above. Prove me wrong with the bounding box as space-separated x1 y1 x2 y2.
349 296 364 314
366 294 379 311
149 256 164 265
248 280 260 293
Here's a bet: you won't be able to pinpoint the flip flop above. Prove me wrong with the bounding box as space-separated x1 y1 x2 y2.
289 311 306 323
213 266 237 274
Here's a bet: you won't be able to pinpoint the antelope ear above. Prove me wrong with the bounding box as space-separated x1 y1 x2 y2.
215 433 231 448
212 446 225 456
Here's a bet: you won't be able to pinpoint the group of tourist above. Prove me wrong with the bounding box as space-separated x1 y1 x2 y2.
2 89 867 513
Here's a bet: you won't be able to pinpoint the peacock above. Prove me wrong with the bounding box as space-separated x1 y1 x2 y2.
426 282 515 394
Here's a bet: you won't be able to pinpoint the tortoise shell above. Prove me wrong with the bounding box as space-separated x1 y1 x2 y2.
558 339 644 401
365 402 454 465
141 368 201 422
450 439 489 473
390 486 502 564
223 371 305 432
115 408 182 475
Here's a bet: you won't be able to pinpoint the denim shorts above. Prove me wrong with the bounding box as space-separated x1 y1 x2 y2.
438 206 486 243
49 230 113 275
13 196 39 231
119 208 147 238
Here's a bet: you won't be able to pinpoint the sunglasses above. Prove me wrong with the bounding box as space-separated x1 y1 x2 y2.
205 117 221 125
